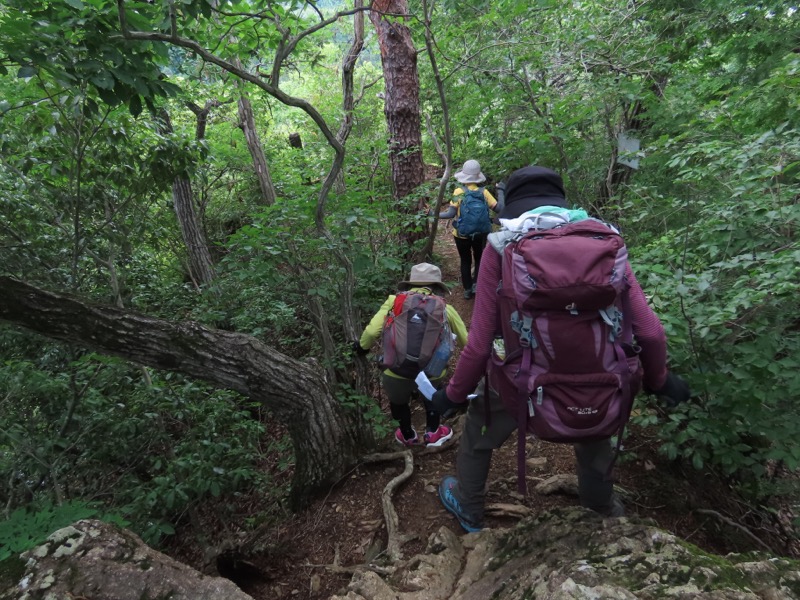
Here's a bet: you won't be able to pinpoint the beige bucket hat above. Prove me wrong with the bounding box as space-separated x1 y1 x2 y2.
454 159 486 184
397 263 450 295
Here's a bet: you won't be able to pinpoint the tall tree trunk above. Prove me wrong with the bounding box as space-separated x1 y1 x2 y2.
234 57 277 206
0 276 362 509
338 1 376 444
369 0 426 204
171 177 216 287
418 0 454 262
158 110 216 288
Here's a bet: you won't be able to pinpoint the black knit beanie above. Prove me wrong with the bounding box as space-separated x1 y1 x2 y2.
498 166 567 219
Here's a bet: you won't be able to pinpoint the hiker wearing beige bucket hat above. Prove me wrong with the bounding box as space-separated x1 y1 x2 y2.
431 160 504 299
353 263 468 448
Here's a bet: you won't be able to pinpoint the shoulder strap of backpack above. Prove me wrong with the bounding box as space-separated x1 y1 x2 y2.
487 230 521 254
391 292 408 317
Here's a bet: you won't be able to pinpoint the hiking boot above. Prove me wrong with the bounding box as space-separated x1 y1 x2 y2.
423 425 453 447
438 476 482 532
586 494 625 518
463 288 474 300
394 428 421 447
603 495 625 518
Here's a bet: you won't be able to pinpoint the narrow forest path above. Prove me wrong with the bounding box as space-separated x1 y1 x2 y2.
234 226 791 600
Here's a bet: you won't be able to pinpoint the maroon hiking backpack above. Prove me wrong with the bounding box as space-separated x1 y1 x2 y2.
381 292 453 378
488 218 643 490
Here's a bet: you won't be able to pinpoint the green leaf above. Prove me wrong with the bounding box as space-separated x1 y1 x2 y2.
17 66 37 78
90 72 115 90
691 453 704 470
64 0 84 8
129 95 143 117
159 522 175 535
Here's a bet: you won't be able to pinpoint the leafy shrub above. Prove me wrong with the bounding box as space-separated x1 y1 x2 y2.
627 123 800 497
0 501 127 561
0 348 273 546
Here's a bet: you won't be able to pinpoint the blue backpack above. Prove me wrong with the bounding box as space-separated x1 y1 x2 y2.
455 186 492 238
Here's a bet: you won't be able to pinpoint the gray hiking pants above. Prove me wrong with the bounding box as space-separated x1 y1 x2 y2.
454 379 620 525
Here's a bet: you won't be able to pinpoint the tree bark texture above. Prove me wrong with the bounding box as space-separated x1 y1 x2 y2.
369 0 425 201
236 76 277 205
158 110 216 288
0 277 362 508
171 177 216 287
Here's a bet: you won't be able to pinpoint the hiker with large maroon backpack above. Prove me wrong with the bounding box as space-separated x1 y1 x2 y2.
354 263 469 448
430 166 690 532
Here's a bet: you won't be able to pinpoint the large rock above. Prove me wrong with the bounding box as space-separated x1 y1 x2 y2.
333 508 800 600
4 510 799 599
1 519 253 600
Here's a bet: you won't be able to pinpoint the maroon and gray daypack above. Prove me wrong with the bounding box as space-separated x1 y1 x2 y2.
381 292 453 378
488 214 643 491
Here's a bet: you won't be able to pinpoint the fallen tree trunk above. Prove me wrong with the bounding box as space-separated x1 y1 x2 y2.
0 276 362 508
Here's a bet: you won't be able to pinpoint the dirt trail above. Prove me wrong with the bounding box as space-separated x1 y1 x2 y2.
226 227 783 600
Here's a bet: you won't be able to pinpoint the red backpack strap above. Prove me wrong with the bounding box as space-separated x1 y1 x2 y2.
391 292 408 316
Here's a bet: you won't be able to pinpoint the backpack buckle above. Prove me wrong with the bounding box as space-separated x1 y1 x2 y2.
510 311 536 348
599 306 623 341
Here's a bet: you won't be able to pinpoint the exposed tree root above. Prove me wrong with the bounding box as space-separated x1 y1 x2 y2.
306 435 458 574
361 449 417 561
695 508 776 553
305 545 395 576
486 503 533 519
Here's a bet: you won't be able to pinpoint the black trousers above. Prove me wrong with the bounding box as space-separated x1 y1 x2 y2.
454 233 488 290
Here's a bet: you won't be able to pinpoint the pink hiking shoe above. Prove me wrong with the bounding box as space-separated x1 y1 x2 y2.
395 428 421 447
424 425 453 447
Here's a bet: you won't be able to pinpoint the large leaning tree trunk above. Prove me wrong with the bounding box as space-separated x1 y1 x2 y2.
0 276 363 509
369 0 426 208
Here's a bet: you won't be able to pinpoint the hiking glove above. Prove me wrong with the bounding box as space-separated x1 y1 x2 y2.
649 372 690 408
352 341 370 356
430 387 459 415
495 181 506 206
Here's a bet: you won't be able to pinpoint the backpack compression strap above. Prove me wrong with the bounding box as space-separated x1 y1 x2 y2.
457 185 485 211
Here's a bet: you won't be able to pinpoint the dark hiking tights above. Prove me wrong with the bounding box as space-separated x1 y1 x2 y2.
390 402 440 437
455 234 488 291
